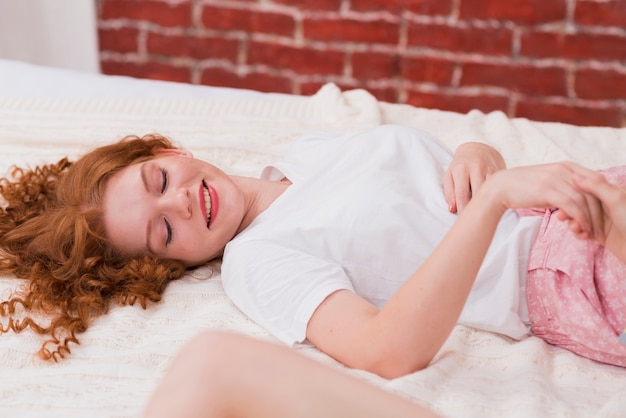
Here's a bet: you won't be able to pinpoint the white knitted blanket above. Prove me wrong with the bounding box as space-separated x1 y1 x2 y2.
0 84 625 418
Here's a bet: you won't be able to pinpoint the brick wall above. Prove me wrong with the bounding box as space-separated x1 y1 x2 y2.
97 0 626 127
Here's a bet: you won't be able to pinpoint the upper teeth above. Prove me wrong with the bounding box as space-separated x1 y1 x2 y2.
203 184 212 226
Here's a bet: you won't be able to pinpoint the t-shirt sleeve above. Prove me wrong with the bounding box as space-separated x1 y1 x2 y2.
221 240 354 346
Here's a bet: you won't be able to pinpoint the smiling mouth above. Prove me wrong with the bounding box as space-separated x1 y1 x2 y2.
202 181 212 228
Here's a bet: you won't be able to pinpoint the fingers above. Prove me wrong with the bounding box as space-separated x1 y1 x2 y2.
572 169 626 242
494 162 597 235
583 187 605 241
567 165 608 239
544 163 605 239
456 165 487 213
550 164 596 233
453 165 472 213
442 169 457 213
443 164 474 214
561 206 601 241
573 170 619 204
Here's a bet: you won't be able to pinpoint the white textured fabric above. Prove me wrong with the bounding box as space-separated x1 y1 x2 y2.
223 125 539 345
0 81 625 418
0 58 290 99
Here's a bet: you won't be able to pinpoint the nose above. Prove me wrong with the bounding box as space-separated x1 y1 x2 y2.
162 187 192 219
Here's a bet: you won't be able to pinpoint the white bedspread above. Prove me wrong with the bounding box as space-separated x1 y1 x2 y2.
0 83 625 418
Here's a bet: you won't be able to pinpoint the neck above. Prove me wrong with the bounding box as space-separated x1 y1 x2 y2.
231 175 290 234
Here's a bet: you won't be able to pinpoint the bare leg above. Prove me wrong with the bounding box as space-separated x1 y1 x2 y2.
143 331 440 418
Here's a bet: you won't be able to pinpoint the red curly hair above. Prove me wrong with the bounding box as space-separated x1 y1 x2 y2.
0 135 187 361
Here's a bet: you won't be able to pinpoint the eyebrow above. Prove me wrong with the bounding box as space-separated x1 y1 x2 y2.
140 163 156 256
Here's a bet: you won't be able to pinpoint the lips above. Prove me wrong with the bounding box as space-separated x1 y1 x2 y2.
200 181 218 228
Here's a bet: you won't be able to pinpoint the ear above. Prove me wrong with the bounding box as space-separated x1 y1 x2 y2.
154 148 194 158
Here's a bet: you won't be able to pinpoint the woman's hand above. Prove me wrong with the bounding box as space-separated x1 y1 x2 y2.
443 142 505 213
484 162 605 237
563 170 626 263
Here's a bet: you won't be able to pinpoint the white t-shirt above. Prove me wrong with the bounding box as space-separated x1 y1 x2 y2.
222 125 542 345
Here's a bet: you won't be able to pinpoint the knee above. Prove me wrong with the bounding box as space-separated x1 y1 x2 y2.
144 331 247 418
176 330 249 377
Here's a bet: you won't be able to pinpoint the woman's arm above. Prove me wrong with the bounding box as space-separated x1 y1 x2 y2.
143 331 440 418
307 162 602 379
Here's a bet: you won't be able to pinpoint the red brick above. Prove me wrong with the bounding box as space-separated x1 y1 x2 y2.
515 100 622 127
301 81 360 96
406 0 453 15
407 23 512 55
200 68 293 93
272 0 342 11
100 60 192 83
575 68 626 100
461 63 567 96
575 0 626 28
460 0 566 24
247 42 344 75
350 0 452 15
233 72 294 94
303 18 399 44
521 30 626 62
350 0 405 14
300 81 329 96
405 91 509 114
199 67 241 87
98 27 140 53
365 86 398 102
349 0 402 13
399 56 455 85
201 6 295 37
352 52 397 80
147 33 239 61
99 0 192 27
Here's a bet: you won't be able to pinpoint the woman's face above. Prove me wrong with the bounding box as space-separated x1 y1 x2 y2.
102 152 245 266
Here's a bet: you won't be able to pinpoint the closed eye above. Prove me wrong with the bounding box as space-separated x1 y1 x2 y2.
160 168 168 194
164 218 172 246
160 167 171 245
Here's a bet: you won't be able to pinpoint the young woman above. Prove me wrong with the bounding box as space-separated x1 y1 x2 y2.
0 124 624 376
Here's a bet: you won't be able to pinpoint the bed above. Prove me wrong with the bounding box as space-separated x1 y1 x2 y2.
1 58 625 418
